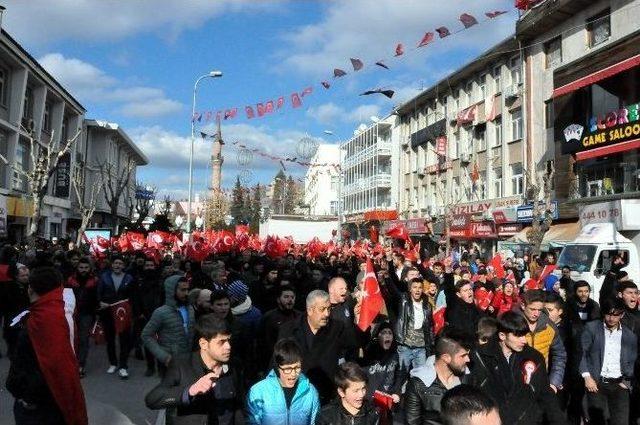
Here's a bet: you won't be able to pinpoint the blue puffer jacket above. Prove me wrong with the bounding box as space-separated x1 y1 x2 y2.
247 369 320 425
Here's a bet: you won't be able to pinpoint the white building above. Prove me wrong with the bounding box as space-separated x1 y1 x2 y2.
0 29 85 241
80 120 148 232
304 144 340 216
342 116 398 225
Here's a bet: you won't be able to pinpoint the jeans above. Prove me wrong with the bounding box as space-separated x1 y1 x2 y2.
397 345 426 371
586 380 630 425
76 313 94 368
100 310 132 369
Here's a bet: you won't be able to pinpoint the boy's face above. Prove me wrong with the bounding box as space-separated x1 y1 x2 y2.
338 379 367 412
544 302 563 324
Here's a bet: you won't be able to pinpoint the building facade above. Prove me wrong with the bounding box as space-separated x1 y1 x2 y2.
396 37 525 250
0 29 85 241
518 0 640 236
341 116 399 232
78 120 148 233
304 144 340 216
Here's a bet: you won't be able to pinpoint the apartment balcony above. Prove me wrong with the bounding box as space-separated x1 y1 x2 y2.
343 141 393 168
342 173 392 194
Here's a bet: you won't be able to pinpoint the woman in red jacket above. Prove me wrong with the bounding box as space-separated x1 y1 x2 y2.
490 281 519 317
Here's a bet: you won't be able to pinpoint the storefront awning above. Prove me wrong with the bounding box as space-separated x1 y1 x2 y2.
508 222 581 248
553 54 640 98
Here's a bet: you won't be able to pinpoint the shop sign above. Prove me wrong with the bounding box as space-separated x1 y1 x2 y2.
452 196 521 216
54 152 71 198
561 103 640 154
448 221 497 239
363 210 398 221
0 195 6 238
383 218 430 234
492 206 519 224
6 196 33 217
579 199 640 231
344 213 365 223
450 214 470 230
517 201 559 223
497 223 522 236
425 160 452 174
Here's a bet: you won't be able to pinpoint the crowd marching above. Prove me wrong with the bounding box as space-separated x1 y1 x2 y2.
0 225 638 425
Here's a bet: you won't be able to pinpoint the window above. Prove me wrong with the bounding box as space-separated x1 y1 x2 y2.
454 94 460 111
330 175 339 191
511 163 524 195
587 9 611 48
330 201 338 215
453 132 460 159
509 57 521 85
452 177 460 201
494 118 503 147
479 171 487 199
476 128 486 151
493 66 502 93
43 102 52 132
545 100 554 129
493 167 503 198
544 37 562 68
595 249 629 275
61 118 68 142
479 74 487 99
466 81 474 104
12 140 28 191
511 109 523 141
23 86 33 122
0 66 8 106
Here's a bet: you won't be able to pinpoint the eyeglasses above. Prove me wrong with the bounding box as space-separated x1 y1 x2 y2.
278 365 302 375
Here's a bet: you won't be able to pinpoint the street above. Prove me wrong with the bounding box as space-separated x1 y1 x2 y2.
0 339 160 425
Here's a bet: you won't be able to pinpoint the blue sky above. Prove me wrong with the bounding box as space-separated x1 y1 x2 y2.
3 0 516 199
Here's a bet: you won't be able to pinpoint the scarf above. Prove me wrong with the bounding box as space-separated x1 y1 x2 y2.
27 286 88 425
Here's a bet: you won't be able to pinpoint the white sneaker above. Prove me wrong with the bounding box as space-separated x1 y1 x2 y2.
107 365 117 374
118 368 129 379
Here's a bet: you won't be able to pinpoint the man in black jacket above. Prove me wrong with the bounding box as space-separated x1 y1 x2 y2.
469 311 565 425
258 285 301 372
405 326 472 425
566 280 600 326
445 280 483 338
278 289 362 403
316 362 379 425
145 314 242 425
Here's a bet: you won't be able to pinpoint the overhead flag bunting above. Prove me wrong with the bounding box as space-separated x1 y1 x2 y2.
321 81 331 89
486 10 508 18
350 58 364 71
459 13 478 28
375 61 390 70
436 27 451 38
395 43 405 56
417 32 435 47
301 86 313 97
245 106 255 119
334 68 347 77
276 96 285 109
360 89 395 99
291 92 302 108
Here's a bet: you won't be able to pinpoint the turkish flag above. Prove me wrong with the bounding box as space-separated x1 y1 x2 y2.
357 258 384 331
369 225 379 243
96 236 111 249
537 264 557 284
474 287 494 311
385 223 409 241
433 291 447 335
491 254 505 279
91 320 105 345
110 299 132 334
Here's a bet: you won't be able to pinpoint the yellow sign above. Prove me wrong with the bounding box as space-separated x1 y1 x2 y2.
6 196 33 217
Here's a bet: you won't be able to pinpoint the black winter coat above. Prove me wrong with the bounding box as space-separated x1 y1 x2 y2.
468 339 566 425
278 315 361 402
316 399 379 425
360 344 407 399
445 297 483 337
145 352 243 425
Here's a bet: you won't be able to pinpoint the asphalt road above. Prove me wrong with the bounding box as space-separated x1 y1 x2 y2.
0 338 162 425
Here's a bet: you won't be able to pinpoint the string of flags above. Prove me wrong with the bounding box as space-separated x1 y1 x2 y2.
192 8 509 124
231 141 341 169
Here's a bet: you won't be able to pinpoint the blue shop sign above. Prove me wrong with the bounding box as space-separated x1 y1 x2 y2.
517 201 559 223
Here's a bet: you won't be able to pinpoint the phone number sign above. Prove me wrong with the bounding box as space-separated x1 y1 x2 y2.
579 199 640 231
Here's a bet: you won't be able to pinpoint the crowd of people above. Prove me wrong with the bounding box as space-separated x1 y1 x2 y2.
0 235 637 425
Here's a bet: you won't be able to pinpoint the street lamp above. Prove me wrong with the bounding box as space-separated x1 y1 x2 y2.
187 70 223 238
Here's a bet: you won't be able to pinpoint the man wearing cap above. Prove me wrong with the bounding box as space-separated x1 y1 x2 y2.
580 297 637 424
227 279 261 382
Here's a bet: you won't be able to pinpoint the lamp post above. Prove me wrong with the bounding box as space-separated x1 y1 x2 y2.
187 70 222 238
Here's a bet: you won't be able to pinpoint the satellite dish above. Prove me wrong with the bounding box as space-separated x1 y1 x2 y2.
323 130 334 135
358 124 367 132
353 130 360 136
370 116 380 123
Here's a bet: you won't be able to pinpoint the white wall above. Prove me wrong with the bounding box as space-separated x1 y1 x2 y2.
260 217 339 243
304 144 340 216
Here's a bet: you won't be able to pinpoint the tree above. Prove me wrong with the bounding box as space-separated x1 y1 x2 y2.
525 164 555 256
249 183 262 234
97 157 135 234
272 170 286 214
150 196 173 232
230 176 245 224
71 164 102 246
0 124 82 239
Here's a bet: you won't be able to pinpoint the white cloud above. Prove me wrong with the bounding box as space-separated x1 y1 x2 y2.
307 102 382 125
279 0 515 77
38 53 183 119
3 0 284 45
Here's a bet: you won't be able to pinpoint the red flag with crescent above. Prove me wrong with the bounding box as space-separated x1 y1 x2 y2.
358 258 384 331
110 299 132 334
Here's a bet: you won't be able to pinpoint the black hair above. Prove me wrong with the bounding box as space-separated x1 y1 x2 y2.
454 279 472 292
195 314 230 341
409 277 423 286
497 311 529 337
111 255 125 264
476 317 498 342
29 266 63 296
273 338 303 367
574 280 591 293
522 289 545 305
277 285 296 297
435 326 474 358
334 361 367 390
210 290 230 303
441 384 498 425
77 257 92 266
601 297 625 315
544 292 564 310
618 280 638 292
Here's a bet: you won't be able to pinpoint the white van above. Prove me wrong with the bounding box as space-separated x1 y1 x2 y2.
555 222 640 302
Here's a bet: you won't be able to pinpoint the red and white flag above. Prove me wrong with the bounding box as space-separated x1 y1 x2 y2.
110 299 132 334
456 105 477 127
433 290 447 335
357 258 384 331
385 223 410 241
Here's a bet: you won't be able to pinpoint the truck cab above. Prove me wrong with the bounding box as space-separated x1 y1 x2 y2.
555 222 640 302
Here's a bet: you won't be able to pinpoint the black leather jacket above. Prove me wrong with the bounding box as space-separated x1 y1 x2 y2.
316 399 379 425
394 293 434 352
